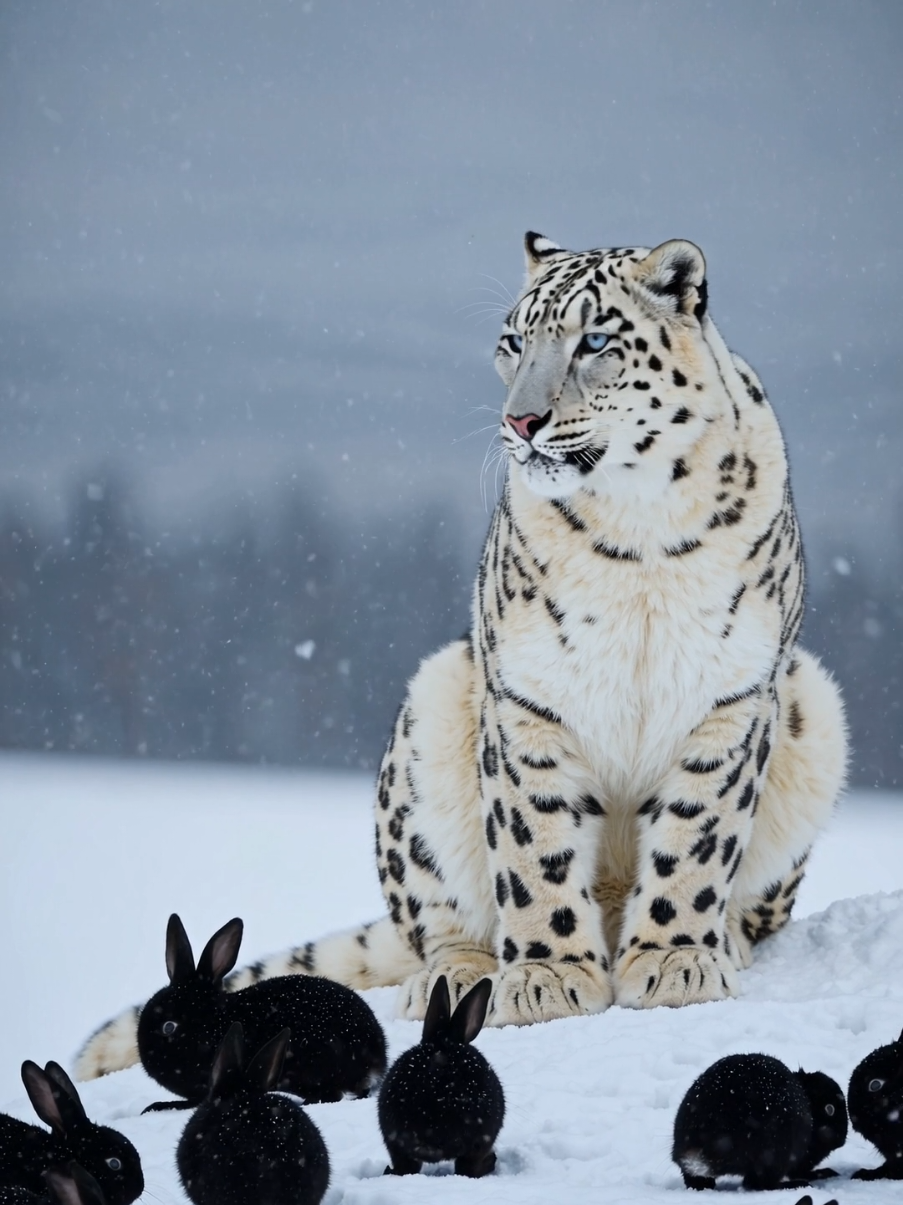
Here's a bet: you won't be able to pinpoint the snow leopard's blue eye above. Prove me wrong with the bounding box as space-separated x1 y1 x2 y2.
577 332 609 355
505 333 524 355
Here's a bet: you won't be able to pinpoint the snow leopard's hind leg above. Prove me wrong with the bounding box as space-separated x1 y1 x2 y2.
377 639 499 1020
726 648 847 969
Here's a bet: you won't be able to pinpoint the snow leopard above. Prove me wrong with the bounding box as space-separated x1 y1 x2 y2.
77 234 847 1078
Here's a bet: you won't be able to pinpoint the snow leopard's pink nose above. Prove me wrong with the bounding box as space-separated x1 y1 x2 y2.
505 411 551 442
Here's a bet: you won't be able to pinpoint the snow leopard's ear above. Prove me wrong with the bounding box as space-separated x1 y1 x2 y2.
636 239 708 321
524 231 568 285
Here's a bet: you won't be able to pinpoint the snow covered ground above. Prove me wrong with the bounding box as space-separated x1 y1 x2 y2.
2 752 903 1203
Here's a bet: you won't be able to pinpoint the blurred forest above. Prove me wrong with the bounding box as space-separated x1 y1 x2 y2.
0 472 900 787
1 1 901 789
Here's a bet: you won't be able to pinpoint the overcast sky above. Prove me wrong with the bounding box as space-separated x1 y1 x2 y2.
1 0 901 571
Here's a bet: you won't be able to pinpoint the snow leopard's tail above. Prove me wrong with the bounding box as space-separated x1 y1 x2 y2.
73 916 416 1081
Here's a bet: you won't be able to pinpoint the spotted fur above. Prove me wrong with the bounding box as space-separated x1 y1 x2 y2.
76 236 848 1072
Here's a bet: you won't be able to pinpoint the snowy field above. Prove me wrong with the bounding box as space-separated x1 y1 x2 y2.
2 752 903 1204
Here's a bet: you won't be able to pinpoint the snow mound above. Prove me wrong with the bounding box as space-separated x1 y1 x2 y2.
5 892 903 1204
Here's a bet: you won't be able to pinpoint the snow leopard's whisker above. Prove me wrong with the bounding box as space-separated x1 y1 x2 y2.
453 422 500 445
478 273 518 307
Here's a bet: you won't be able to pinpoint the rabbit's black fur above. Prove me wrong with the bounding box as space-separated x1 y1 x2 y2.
377 976 505 1178
177 1022 330 1205
672 1054 846 1190
0 1064 142 1205
848 1025 903 1180
137 914 386 1106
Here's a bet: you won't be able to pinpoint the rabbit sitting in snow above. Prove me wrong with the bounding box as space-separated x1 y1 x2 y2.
0 1063 143 1205
137 913 386 1108
672 1053 847 1190
377 976 505 1178
848 1025 903 1180
0 1160 110 1205
176 1022 330 1205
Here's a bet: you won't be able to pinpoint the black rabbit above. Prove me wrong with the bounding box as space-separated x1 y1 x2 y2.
138 913 386 1108
377 976 505 1178
672 1053 847 1190
0 1160 108 1205
0 1063 142 1205
848 1025 903 1179
177 1022 330 1205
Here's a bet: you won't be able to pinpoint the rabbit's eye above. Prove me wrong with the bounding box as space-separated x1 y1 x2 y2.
869 1078 885 1092
162 1020 178 1036
105 1158 122 1171
824 1104 835 1116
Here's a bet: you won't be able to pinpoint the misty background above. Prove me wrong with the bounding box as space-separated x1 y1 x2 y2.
0 1 900 785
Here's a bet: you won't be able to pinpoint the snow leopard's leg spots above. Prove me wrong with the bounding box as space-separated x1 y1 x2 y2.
479 689 613 1026
376 641 499 1020
614 685 775 1008
726 648 847 967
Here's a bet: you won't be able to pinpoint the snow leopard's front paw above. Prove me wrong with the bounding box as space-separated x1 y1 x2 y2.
487 961 613 1026
396 956 498 1021
614 946 738 1009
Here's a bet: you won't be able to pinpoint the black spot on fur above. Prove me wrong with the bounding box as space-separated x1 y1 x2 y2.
493 797 507 827
502 936 519 963
660 326 671 350
653 851 678 877
510 807 534 845
671 457 690 481
530 793 568 813
650 897 677 926
682 756 724 774
526 941 552 960
648 354 662 372
670 933 695 947
509 870 533 908
540 848 574 884
694 886 717 913
671 406 691 424
672 368 687 387
482 740 499 779
665 538 701 557
756 724 772 773
485 813 497 849
689 833 718 864
668 799 706 819
787 700 804 738
550 907 577 937
386 848 405 885
409 833 443 879
702 929 718 948
736 779 756 811
495 872 509 907
721 834 738 866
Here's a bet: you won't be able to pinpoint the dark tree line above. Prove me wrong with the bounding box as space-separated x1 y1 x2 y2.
0 473 899 786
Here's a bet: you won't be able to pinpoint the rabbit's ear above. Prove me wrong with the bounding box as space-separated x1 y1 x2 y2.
245 1029 291 1094
22 1061 68 1136
449 978 492 1044
196 918 243 984
45 1163 106 1205
422 975 451 1042
165 914 196 983
208 1022 245 1098
43 1063 88 1128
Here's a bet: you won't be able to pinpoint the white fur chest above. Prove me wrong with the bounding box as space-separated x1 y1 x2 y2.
489 499 777 807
